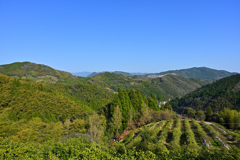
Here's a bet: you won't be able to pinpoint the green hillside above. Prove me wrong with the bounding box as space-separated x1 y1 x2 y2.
147 67 237 82
171 74 240 113
0 62 77 82
90 72 206 100
0 73 92 122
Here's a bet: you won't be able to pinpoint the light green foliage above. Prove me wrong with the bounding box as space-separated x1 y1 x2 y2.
220 108 240 129
184 119 198 146
88 112 106 143
192 119 207 140
158 119 173 143
207 106 213 116
169 118 181 150
201 121 219 137
171 74 240 113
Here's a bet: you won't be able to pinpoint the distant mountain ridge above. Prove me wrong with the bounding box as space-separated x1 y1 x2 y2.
72 71 92 77
73 67 237 81
146 67 238 81
89 72 206 100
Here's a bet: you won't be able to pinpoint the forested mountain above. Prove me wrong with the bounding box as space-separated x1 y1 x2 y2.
90 72 206 100
113 71 132 77
0 62 77 82
146 67 238 82
171 74 240 113
0 74 92 122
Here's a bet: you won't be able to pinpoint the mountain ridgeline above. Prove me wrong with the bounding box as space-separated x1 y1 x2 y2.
170 74 240 113
0 62 77 82
89 72 206 100
146 67 238 82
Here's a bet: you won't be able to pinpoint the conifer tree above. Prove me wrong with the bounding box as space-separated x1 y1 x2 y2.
110 93 121 116
206 106 213 116
129 89 138 111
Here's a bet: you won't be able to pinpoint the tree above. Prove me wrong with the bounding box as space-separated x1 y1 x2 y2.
111 106 122 137
206 106 213 117
140 103 152 125
88 112 106 143
70 119 86 133
64 119 71 139
184 107 196 119
195 110 205 120
165 103 172 112
110 93 121 116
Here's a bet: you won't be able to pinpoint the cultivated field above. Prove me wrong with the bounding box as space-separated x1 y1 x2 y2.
120 119 240 150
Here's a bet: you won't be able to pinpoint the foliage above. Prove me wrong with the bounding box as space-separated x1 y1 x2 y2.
201 121 219 137
184 119 198 146
169 118 181 150
171 74 240 113
0 62 77 82
219 108 240 129
91 72 205 100
0 74 92 122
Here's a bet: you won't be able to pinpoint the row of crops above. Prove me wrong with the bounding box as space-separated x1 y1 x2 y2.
120 119 240 150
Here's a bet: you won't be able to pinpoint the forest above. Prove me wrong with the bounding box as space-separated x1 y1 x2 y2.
1 66 240 159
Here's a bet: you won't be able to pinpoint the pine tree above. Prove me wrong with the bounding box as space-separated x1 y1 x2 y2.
110 93 121 116
206 106 213 116
135 89 143 112
129 89 138 111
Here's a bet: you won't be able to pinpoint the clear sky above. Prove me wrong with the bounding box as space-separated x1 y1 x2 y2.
0 0 240 73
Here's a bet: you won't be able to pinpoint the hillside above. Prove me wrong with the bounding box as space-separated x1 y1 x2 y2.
113 71 132 77
146 67 238 82
0 62 77 82
170 74 240 113
90 72 206 100
0 73 92 122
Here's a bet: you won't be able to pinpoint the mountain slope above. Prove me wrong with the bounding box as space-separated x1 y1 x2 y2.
0 62 77 82
90 72 206 100
0 73 92 122
170 74 240 113
113 71 132 77
146 67 238 82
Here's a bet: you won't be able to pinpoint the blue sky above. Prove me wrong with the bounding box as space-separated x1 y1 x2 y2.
0 0 240 73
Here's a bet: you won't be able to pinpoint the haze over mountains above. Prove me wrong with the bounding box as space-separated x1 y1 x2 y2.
72 71 148 77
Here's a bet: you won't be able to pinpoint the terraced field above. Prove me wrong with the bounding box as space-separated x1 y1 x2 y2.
120 119 240 150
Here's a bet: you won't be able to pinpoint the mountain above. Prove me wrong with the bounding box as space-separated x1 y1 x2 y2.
72 71 92 77
87 72 98 77
0 73 92 122
113 71 132 77
90 72 206 100
170 74 240 113
146 67 238 82
0 62 77 82
130 72 149 75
